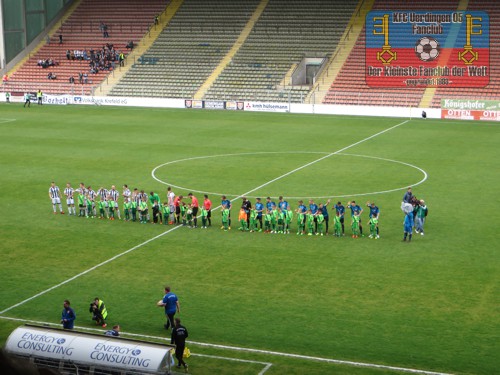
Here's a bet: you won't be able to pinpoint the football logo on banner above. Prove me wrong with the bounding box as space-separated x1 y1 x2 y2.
365 11 489 88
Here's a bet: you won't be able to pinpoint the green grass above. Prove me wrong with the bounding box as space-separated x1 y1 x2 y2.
0 104 498 374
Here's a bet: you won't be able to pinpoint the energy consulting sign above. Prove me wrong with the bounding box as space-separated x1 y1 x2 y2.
365 10 489 88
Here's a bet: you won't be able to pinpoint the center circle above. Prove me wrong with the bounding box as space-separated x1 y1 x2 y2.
151 152 427 199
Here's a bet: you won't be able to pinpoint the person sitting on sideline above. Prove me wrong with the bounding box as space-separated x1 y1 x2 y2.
105 325 120 337
89 297 108 328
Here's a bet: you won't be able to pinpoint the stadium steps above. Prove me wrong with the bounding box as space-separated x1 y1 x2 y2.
192 0 269 100
5 0 166 96
6 0 83 78
95 0 184 97
305 0 376 104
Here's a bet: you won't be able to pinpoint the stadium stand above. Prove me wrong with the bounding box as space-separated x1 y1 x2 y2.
109 0 262 98
202 0 358 103
110 0 358 102
4 0 166 95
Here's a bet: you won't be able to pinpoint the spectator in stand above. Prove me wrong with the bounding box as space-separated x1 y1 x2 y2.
47 72 57 80
59 34 63 44
66 50 71 60
154 14 159 25
78 72 83 84
2 74 8 84
69 76 75 84
83 73 88 84
126 41 134 50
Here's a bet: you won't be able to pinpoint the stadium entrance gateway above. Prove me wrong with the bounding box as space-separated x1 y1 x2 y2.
4 325 175 374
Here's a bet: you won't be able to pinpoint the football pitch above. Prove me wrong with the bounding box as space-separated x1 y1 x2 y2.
0 104 498 375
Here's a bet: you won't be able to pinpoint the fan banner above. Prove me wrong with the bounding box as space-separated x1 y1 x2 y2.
365 10 489 88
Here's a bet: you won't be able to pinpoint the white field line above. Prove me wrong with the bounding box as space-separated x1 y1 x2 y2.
0 118 16 124
0 316 451 375
152 151 428 199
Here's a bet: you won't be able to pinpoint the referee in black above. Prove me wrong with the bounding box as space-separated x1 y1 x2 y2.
171 318 189 372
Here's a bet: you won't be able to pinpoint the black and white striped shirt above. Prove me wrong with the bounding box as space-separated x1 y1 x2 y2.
49 186 61 199
64 187 74 198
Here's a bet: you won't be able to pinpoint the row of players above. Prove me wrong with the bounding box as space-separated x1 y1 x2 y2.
48 182 380 237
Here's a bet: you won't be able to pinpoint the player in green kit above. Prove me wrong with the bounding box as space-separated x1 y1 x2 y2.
316 211 325 236
139 197 148 223
264 210 272 233
249 208 257 232
77 190 87 217
98 200 106 219
296 209 305 235
123 199 131 221
369 216 379 239
333 212 342 237
201 206 208 228
270 205 278 233
277 208 285 233
162 202 170 225
221 204 230 231
285 207 293 234
352 213 360 238
306 210 315 236
180 202 187 226
107 194 115 220
186 207 193 227
131 198 138 222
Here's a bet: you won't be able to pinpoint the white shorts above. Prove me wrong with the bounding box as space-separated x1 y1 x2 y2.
52 198 61 204
66 198 74 205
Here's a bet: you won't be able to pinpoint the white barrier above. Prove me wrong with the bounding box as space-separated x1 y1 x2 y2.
5 325 174 374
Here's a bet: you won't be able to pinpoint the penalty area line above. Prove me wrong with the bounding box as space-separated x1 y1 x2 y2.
0 316 450 375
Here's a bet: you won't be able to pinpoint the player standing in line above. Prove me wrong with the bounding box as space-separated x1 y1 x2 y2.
333 211 342 237
123 197 131 221
270 204 278 233
86 186 96 218
348 201 364 237
241 196 252 228
285 205 293 234
107 193 115 220
131 188 140 222
351 211 361 238
366 201 380 238
254 198 264 231
167 187 175 224
249 207 257 232
318 199 331 234
221 195 232 229
306 210 315 236
238 208 248 231
334 201 345 236
64 183 75 215
221 204 230 231
188 193 199 228
122 184 131 203
161 202 170 225
309 199 319 234
97 187 109 219
316 210 325 236
264 209 272 233
139 190 149 222
49 182 64 214
369 216 379 239
139 196 148 224
278 196 289 220
149 191 161 224
202 194 212 227
201 205 209 228
277 207 285 233
297 200 307 231
109 185 121 220
76 183 87 217
174 195 183 224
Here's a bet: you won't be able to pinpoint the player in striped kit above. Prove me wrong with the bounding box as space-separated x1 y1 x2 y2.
97 187 109 219
108 185 121 220
49 182 64 214
64 183 76 215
